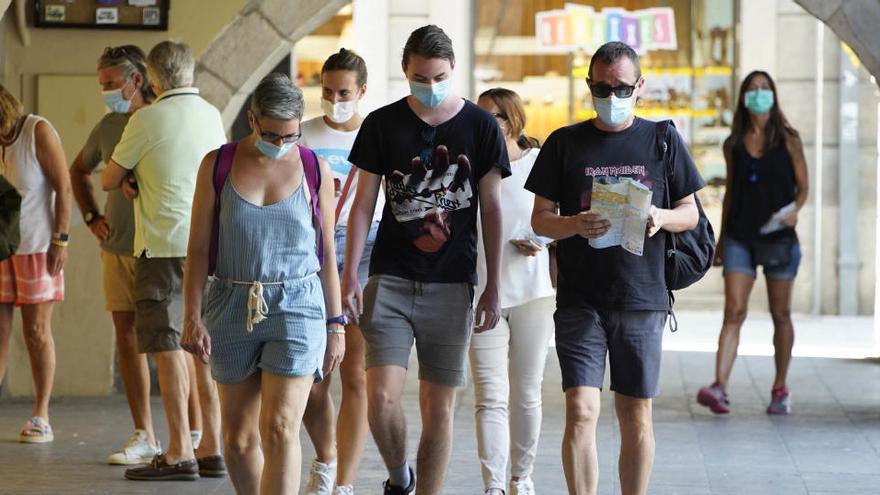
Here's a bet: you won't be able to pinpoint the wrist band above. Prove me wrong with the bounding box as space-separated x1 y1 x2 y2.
50 240 69 248
327 328 346 335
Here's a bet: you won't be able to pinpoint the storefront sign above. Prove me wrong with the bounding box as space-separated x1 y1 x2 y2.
536 4 677 54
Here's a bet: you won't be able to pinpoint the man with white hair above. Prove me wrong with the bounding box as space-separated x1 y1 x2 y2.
102 40 227 481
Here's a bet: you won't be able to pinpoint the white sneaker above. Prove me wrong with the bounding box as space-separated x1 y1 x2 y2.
511 476 535 495
191 430 202 451
486 489 505 495
304 458 336 495
335 486 354 495
106 430 161 465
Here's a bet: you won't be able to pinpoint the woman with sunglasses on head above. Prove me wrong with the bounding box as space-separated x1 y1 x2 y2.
181 73 343 494
697 71 808 416
471 88 555 495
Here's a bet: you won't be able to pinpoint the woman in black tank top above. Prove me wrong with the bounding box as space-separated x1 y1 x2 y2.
696 71 809 416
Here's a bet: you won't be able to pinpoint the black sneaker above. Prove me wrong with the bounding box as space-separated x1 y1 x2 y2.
383 466 415 494
197 455 228 478
124 454 199 481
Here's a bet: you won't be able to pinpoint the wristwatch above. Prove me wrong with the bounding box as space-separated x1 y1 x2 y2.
83 211 101 226
52 232 70 243
326 315 348 327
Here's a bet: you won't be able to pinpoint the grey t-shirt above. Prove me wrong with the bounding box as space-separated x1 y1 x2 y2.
81 112 135 256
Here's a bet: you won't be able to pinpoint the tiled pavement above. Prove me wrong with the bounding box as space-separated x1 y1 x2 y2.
1 319 879 494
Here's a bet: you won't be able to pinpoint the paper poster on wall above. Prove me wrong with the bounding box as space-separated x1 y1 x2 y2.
129 0 158 5
96 8 119 24
143 7 160 25
97 0 122 5
45 5 65 22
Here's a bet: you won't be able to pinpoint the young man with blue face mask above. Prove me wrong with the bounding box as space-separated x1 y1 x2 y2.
344 24 510 495
526 41 705 495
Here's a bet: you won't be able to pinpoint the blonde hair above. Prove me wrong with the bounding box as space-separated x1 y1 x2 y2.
479 87 540 150
0 84 23 139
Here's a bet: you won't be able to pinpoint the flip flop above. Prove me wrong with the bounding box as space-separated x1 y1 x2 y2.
19 416 54 443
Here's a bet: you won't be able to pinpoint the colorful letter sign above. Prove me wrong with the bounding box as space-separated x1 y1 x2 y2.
535 4 677 53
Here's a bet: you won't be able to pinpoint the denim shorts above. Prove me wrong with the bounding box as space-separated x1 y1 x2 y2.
335 220 379 288
723 237 801 280
554 303 666 398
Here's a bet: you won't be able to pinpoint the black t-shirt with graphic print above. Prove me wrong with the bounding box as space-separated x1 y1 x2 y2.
525 118 705 311
349 97 511 284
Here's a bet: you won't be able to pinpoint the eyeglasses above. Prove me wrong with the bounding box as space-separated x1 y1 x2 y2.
586 78 639 99
255 122 301 144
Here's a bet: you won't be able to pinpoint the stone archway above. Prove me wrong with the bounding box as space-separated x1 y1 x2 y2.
795 0 880 83
194 0 350 128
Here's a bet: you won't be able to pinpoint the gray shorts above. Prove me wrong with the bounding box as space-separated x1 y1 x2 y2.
134 257 185 354
360 274 474 387
554 303 666 398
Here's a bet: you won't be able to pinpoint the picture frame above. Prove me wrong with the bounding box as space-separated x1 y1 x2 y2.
34 0 169 31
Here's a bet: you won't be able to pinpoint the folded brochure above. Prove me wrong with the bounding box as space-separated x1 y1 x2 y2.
588 177 653 256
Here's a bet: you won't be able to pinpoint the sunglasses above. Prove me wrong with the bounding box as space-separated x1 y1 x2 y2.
420 126 436 165
747 156 759 183
491 112 508 121
586 78 639 99
255 122 301 144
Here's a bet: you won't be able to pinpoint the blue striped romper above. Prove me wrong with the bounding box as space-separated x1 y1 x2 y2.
203 170 326 384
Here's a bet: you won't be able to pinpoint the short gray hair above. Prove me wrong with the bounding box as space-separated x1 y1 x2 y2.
98 45 154 101
147 40 194 90
250 73 304 121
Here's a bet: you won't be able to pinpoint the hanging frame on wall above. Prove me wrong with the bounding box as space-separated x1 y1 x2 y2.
34 0 169 31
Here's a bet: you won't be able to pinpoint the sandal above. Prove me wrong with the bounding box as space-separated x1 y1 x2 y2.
19 416 54 443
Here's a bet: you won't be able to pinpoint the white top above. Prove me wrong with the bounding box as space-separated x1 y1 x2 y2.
3 115 60 255
300 116 383 226
111 87 226 258
476 147 555 308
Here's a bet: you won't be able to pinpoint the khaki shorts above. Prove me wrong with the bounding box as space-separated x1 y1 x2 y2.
101 251 136 312
134 257 185 354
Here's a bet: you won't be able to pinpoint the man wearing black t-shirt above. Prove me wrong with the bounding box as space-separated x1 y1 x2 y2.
343 25 509 495
526 42 705 495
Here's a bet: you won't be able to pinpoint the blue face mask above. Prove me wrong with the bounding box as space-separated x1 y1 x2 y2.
255 138 294 160
409 79 451 108
102 80 132 114
744 89 774 115
593 94 635 127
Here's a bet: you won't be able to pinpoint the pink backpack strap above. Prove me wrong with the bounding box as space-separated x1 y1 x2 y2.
299 145 324 266
208 142 238 276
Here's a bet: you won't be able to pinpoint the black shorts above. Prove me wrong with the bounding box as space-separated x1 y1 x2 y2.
554 303 666 398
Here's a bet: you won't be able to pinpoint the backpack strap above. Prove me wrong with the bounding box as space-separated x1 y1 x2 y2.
335 165 358 222
299 145 325 266
208 142 238 276
656 120 678 325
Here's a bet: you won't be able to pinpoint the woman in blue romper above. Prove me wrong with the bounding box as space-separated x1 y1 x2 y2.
182 73 344 494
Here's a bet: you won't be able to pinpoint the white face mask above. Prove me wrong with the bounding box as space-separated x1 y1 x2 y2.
321 99 358 124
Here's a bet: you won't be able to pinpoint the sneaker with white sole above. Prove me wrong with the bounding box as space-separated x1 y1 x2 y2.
304 458 336 495
191 430 202 451
335 485 355 495
511 476 535 495
107 430 161 465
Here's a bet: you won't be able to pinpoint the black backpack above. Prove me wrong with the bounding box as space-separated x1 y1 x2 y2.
0 174 21 262
656 120 716 329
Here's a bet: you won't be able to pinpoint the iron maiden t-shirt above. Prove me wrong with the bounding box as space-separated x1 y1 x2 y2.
525 118 704 310
349 98 510 284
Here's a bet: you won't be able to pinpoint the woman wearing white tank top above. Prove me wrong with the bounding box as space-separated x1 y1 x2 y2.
0 84 72 444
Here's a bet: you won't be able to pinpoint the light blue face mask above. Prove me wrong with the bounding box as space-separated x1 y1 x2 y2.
101 80 132 114
593 94 635 127
409 79 451 108
744 89 774 115
255 138 294 160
